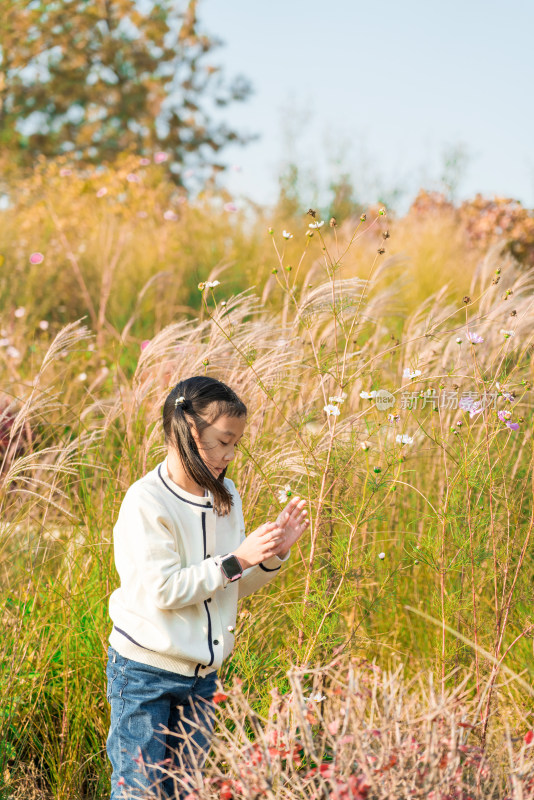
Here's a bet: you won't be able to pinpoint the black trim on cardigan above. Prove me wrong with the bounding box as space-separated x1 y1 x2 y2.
201 510 215 669
157 465 212 508
259 562 282 572
114 625 158 653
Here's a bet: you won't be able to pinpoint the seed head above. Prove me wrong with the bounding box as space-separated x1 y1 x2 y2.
360 213 367 222
463 296 471 304
307 208 317 218
329 217 337 227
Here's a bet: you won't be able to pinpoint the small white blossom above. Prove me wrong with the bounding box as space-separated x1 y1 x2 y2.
205 280 220 289
0 338 10 347
324 403 340 416
360 390 377 399
456 337 462 344
14 307 25 318
282 230 293 239
403 368 422 379
360 441 371 451
6 346 20 359
308 220 325 229
163 210 178 221
78 372 88 382
311 693 326 702
38 320 49 330
396 434 414 445
388 413 400 423
277 484 292 503
328 393 347 404
378 552 385 560
500 329 515 338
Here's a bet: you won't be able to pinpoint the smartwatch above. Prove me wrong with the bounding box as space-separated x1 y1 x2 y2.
218 554 243 582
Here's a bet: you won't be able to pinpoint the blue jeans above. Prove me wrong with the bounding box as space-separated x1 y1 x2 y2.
106 646 219 800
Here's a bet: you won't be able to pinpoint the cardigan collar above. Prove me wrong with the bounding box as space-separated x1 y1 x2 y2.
159 457 214 508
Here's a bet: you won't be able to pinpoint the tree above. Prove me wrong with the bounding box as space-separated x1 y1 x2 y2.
0 0 253 170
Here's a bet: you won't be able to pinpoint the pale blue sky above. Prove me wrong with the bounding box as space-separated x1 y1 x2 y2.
200 0 534 213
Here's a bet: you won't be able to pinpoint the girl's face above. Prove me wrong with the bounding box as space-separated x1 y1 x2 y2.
191 411 246 479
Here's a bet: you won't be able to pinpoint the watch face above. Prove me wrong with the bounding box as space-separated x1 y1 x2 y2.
222 555 242 580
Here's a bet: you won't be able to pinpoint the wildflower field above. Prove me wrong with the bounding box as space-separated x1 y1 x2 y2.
1 157 534 799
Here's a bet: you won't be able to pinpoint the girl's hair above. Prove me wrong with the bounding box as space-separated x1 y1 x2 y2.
162 376 247 516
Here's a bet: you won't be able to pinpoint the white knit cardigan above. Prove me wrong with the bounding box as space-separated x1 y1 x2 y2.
108 457 290 676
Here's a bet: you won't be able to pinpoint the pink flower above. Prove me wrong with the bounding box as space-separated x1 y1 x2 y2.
139 157 151 166
163 210 178 221
126 173 140 183
59 168 72 177
154 151 168 163
506 421 520 430
141 340 151 351
223 202 237 212
466 331 484 344
29 252 44 265
96 187 108 198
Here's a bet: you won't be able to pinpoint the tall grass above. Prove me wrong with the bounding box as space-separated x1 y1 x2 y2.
0 160 533 798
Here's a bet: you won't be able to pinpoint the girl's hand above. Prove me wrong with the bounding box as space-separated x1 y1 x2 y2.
233 521 286 571
275 496 310 556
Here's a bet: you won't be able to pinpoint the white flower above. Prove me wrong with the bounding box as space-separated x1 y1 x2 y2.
310 693 326 702
6 346 20 359
360 390 377 399
466 331 484 344
456 337 462 344
14 307 25 318
96 187 107 198
308 220 324 229
38 320 49 330
282 230 293 239
328 393 347 404
324 403 340 416
0 338 10 346
163 210 178 221
388 413 400 423
396 433 414 445
205 280 220 289
500 329 515 338
277 484 292 503
78 372 88 382
378 552 385 560
360 441 371 451
403 368 422 379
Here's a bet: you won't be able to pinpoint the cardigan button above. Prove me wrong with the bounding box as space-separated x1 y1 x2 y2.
213 639 219 645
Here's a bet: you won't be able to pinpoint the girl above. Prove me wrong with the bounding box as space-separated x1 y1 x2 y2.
106 376 309 800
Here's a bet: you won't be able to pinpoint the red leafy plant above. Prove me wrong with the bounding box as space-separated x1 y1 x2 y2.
128 657 534 800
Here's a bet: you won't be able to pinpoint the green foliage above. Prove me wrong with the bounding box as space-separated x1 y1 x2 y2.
0 0 252 169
